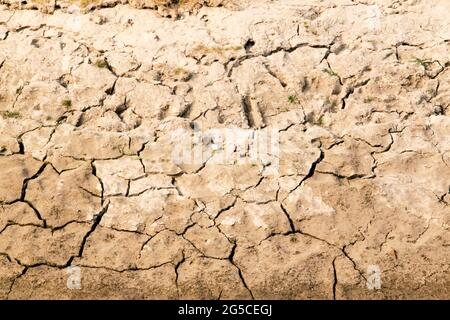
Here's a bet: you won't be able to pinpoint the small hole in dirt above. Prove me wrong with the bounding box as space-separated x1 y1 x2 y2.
244 39 255 52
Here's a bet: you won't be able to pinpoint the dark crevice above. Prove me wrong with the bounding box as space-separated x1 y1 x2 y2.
228 242 254 299
332 257 338 300
241 95 254 128
20 162 47 202
75 202 109 260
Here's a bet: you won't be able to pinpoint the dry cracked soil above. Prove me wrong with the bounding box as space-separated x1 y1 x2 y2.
0 0 449 299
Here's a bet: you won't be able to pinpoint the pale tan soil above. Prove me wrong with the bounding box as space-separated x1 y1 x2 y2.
0 0 449 299
0 0 243 16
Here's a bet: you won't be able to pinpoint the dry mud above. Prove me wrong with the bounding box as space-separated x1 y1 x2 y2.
0 0 449 299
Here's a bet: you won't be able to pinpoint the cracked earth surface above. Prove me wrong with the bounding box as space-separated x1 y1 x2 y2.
0 0 449 299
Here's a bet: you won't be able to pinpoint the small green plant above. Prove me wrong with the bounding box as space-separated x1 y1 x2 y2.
1 111 21 119
288 95 298 104
412 57 432 70
427 87 436 96
62 99 72 108
323 68 339 78
94 59 108 68
281 107 289 112
364 96 374 103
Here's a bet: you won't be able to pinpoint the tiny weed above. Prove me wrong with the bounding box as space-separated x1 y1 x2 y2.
62 99 72 108
1 111 21 119
94 59 109 68
412 57 432 70
288 95 298 104
323 68 339 78
364 96 374 103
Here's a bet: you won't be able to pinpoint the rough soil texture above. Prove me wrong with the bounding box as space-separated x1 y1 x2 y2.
0 0 449 299
0 0 243 16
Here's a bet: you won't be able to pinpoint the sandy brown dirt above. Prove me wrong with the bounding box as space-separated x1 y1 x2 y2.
0 0 449 299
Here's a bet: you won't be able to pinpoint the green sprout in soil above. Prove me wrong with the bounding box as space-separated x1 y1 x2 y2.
94 59 109 68
364 96 374 103
288 95 298 104
323 68 340 78
412 57 432 70
62 99 72 108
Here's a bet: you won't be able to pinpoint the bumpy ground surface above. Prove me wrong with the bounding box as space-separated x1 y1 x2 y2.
0 0 243 16
0 0 449 299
